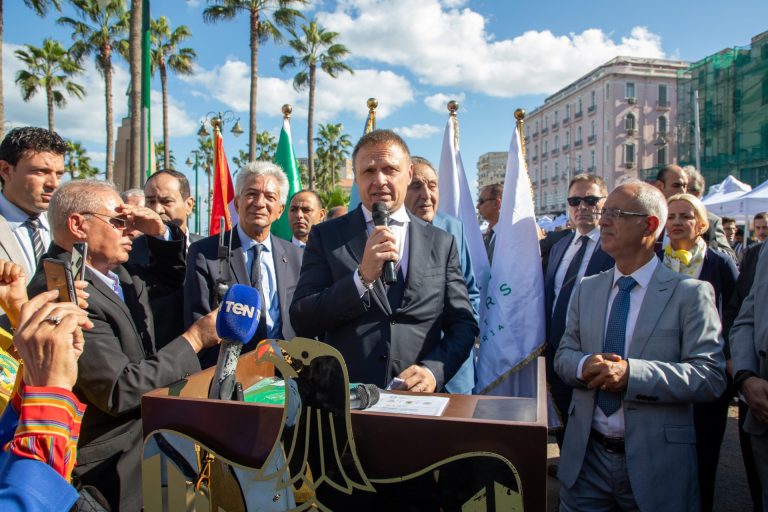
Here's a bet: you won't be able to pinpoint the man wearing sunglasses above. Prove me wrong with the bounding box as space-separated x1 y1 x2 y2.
554 181 725 511
27 179 221 511
544 174 614 451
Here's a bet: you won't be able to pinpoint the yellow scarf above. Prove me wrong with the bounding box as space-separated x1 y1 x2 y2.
664 245 693 265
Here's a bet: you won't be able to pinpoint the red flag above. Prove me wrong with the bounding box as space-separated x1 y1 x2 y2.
209 130 238 235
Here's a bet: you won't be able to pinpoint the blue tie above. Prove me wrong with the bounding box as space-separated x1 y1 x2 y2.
596 276 637 417
250 244 268 343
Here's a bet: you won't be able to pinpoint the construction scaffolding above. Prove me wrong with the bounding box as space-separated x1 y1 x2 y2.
677 31 768 188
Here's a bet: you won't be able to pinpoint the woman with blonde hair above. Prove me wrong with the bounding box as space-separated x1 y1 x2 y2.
661 192 738 512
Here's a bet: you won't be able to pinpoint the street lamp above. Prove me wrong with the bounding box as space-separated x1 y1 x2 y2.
199 111 243 139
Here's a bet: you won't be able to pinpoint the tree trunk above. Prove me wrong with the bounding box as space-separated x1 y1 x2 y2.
248 8 259 162
330 151 335 190
160 62 169 169
0 1 4 141
46 84 54 132
128 0 142 188
104 48 115 182
307 64 316 190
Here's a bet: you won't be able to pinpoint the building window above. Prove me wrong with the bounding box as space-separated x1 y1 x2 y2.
658 84 668 105
554 110 559 123
658 115 667 134
544 164 548 180
577 153 582 171
553 161 559 178
625 113 636 131
566 131 571 145
590 150 596 168
590 90 596 107
565 104 571 118
543 140 548 153
763 72 768 105
605 82 610 100
658 146 667 165
534 144 538 157
604 143 610 165
590 120 596 137
577 97 583 114
625 82 635 99
577 126 582 141
605 115 611 132
554 135 559 148
625 143 636 164
544 191 548 207
545 114 549 127
535 120 539 132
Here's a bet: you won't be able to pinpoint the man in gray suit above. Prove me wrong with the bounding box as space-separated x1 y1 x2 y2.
290 130 477 392
185 161 303 368
0 127 67 283
555 181 726 511
731 240 768 510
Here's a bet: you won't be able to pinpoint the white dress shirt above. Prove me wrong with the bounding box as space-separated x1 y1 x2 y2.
238 225 280 338
576 255 659 437
291 236 306 249
353 205 411 295
0 192 51 275
552 227 601 312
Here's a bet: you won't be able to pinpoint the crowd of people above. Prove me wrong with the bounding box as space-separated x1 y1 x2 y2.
0 125 765 511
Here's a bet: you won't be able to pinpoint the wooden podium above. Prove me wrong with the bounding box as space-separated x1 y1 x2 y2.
142 340 548 511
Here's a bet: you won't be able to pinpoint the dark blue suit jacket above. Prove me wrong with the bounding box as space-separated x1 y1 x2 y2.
544 231 614 347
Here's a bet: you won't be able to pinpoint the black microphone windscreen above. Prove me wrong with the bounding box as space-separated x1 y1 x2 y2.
372 202 389 226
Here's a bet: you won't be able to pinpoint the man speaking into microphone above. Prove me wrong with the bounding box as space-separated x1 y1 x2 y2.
290 130 477 392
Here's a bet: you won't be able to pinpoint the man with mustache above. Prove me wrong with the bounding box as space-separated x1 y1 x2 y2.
289 189 326 248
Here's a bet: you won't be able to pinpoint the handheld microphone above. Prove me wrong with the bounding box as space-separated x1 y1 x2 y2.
349 383 381 410
372 202 397 285
209 284 262 401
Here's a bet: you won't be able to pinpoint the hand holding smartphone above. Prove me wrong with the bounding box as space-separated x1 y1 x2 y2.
43 258 77 303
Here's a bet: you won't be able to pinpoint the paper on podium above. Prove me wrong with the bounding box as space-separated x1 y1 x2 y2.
366 392 449 416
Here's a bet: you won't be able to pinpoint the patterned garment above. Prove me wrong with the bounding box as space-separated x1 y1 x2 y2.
5 385 86 481
0 328 18 413
663 237 707 278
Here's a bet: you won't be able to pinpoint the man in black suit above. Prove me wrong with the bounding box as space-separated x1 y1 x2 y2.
289 130 477 392
478 183 502 264
544 173 614 448
28 179 221 511
185 161 302 367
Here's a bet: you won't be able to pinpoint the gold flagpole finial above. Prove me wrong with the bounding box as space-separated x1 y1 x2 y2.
448 100 459 116
282 104 292 119
448 100 460 150
367 98 378 112
515 108 527 162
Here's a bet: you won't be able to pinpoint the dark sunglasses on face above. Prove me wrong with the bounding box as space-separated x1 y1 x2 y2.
567 195 604 207
84 211 129 230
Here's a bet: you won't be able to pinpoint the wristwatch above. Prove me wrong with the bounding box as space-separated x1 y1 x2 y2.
357 266 374 290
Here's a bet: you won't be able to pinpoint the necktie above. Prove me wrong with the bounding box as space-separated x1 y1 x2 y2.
550 235 590 347
250 244 268 343
596 276 638 417
24 216 45 264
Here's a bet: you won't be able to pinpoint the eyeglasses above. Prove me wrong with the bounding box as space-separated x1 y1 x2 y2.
84 211 129 230
599 207 648 220
477 197 494 206
567 195 604 207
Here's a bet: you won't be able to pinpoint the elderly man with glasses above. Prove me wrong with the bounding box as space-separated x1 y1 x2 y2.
26 179 221 511
543 174 614 451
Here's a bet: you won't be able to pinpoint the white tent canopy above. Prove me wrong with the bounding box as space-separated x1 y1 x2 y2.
702 175 753 217
720 179 768 216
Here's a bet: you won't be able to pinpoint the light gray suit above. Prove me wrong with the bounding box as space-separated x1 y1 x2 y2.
555 263 726 512
731 241 768 506
0 215 33 279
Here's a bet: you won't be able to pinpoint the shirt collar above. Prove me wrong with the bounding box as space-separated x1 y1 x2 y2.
0 191 49 230
291 236 306 248
236 224 272 253
574 226 600 245
612 255 658 290
87 264 121 291
361 205 410 226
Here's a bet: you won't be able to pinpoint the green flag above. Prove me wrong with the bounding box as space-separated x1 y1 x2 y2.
272 117 302 240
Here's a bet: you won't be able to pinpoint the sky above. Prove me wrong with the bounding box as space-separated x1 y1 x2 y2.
4 0 768 211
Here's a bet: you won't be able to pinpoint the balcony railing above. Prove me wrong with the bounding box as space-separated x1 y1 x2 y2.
562 144 570 152
551 148 559 156
588 135 597 144
541 152 549 160
587 165 596 172
541 127 549 136
657 100 670 109
588 105 596 114
574 139 583 148
575 111 583 119
532 131 539 139
563 116 571 125
551 122 559 130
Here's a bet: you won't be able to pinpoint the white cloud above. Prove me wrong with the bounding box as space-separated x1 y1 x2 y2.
424 92 465 113
183 60 415 124
393 123 441 139
319 1 666 98
150 89 197 139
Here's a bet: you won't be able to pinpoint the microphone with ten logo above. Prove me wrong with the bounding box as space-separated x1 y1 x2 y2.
349 383 381 410
209 284 261 401
372 202 397 285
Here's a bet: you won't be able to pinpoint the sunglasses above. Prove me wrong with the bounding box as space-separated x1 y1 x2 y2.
84 211 129 230
567 195 604 207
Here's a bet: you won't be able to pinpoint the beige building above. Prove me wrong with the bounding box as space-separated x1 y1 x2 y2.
476 152 508 195
525 56 689 215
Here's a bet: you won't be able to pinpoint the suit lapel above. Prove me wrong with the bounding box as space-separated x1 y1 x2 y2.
399 214 431 311
587 271 613 353
628 264 677 358
344 207 391 316
229 229 250 285
0 216 31 277
270 234 289 323
585 243 610 276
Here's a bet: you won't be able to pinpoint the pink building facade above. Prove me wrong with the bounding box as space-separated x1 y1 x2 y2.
525 57 689 215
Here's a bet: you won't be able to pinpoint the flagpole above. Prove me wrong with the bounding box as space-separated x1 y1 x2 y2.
515 108 526 163
349 98 378 209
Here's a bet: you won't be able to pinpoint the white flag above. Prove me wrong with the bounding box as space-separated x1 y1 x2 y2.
474 124 546 399
437 117 490 294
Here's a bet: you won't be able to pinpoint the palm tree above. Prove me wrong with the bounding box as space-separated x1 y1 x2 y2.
14 39 85 132
197 135 214 228
59 0 129 182
65 140 99 179
0 1 62 139
154 141 176 168
254 130 276 161
202 0 305 162
150 15 196 169
314 122 351 189
279 20 352 190
232 147 249 170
